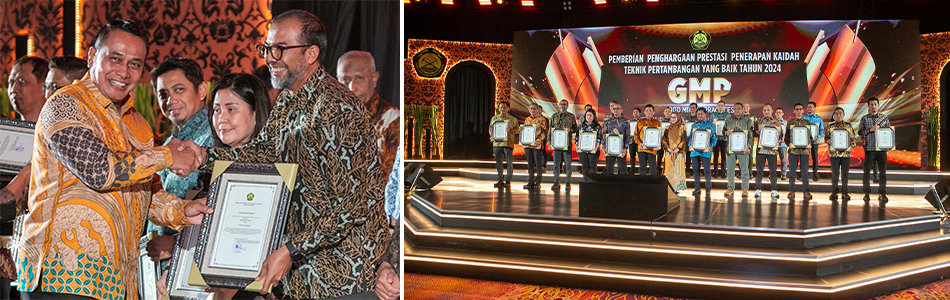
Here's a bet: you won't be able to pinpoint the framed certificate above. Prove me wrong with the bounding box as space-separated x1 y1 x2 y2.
629 120 638 136
715 120 726 136
0 118 35 174
758 126 779 149
830 128 853 151
642 127 661 149
578 131 598 153
789 126 811 149
728 130 748 154
550 128 569 150
165 225 213 299
809 124 819 142
689 129 711 152
660 121 670 135
519 125 537 146
195 162 297 290
138 232 160 300
874 126 895 151
606 134 623 156
685 122 695 137
491 120 508 142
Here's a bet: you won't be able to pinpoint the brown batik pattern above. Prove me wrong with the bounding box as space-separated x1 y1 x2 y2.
205 68 389 299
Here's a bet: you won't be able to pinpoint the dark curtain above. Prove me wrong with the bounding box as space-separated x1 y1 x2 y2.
272 0 400 107
444 62 495 159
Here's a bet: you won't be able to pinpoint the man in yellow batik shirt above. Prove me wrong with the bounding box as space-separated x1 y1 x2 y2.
16 20 210 300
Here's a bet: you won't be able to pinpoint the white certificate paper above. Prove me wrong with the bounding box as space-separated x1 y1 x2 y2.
606 135 623 156
0 129 34 167
551 129 568 150
209 181 278 271
809 124 818 141
715 120 726 136
629 121 638 136
690 130 709 151
831 129 851 151
660 121 670 135
759 127 778 149
875 127 894 150
642 127 661 149
729 131 747 153
520 125 536 146
791 126 810 148
579 131 597 152
685 122 694 137
492 121 508 142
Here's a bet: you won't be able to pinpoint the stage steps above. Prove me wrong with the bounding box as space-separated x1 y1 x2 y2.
405 189 950 299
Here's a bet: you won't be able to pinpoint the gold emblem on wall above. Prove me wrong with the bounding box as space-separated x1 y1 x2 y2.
413 48 448 78
690 30 711 51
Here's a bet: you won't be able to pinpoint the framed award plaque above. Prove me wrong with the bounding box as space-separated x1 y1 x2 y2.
550 128 569 150
195 162 297 290
629 120 638 136
684 121 695 137
491 120 508 142
578 131 598 153
809 124 819 142
660 121 670 135
689 129 711 152
138 233 160 300
758 126 779 150
642 127 661 149
0 118 35 174
715 120 726 136
606 134 623 157
728 130 748 154
519 125 537 146
789 126 811 149
874 126 895 151
830 128 853 151
165 225 213 299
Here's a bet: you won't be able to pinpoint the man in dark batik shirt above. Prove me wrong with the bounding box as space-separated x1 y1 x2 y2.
182 10 388 299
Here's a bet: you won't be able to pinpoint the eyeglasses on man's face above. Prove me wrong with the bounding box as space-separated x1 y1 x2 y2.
256 44 314 60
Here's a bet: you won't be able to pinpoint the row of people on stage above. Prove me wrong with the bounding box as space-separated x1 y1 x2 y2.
0 10 401 300
489 98 891 204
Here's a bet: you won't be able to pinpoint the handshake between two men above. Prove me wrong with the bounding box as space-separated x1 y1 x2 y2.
166 138 208 177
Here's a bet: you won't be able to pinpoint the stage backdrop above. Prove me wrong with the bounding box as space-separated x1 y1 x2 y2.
511 20 922 167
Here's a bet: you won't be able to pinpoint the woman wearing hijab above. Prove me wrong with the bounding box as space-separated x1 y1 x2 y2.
662 112 688 193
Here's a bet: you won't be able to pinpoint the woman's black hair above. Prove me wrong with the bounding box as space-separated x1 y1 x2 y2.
208 73 273 147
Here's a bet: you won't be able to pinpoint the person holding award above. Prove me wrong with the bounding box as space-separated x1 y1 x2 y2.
754 104 783 200
774 107 789 180
662 112 688 192
826 107 855 202
549 99 578 191
804 101 824 182
523 103 549 190
687 108 718 196
723 103 754 197
710 100 730 178
16 20 212 299
490 101 519 188
633 104 662 175
577 109 602 182
602 101 630 174
625 107 641 173
785 103 814 201
857 97 891 203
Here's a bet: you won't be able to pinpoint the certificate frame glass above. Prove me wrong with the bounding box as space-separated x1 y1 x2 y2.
519 125 537 146
138 235 160 300
195 162 294 289
689 129 711 152
629 120 638 137
874 126 895 151
550 128 569 150
165 225 213 299
0 118 35 174
809 124 819 142
578 131 598 153
684 122 695 137
758 126 779 150
660 121 670 135
789 126 811 149
606 134 623 157
728 130 748 154
642 127 661 149
715 120 726 136
830 128 853 151
491 120 508 142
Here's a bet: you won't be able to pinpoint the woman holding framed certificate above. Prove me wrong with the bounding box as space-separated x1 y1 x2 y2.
826 107 855 202
662 112 688 193
577 109 603 182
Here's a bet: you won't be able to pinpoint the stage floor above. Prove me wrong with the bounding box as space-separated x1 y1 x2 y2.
418 176 939 230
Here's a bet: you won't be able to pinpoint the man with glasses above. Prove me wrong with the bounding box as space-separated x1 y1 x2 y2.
43 56 88 99
549 99 577 191
785 103 814 201
602 101 629 174
858 97 890 204
337 50 399 175
803 101 824 182
180 10 389 298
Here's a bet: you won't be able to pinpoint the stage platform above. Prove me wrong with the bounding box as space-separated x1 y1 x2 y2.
405 161 950 300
